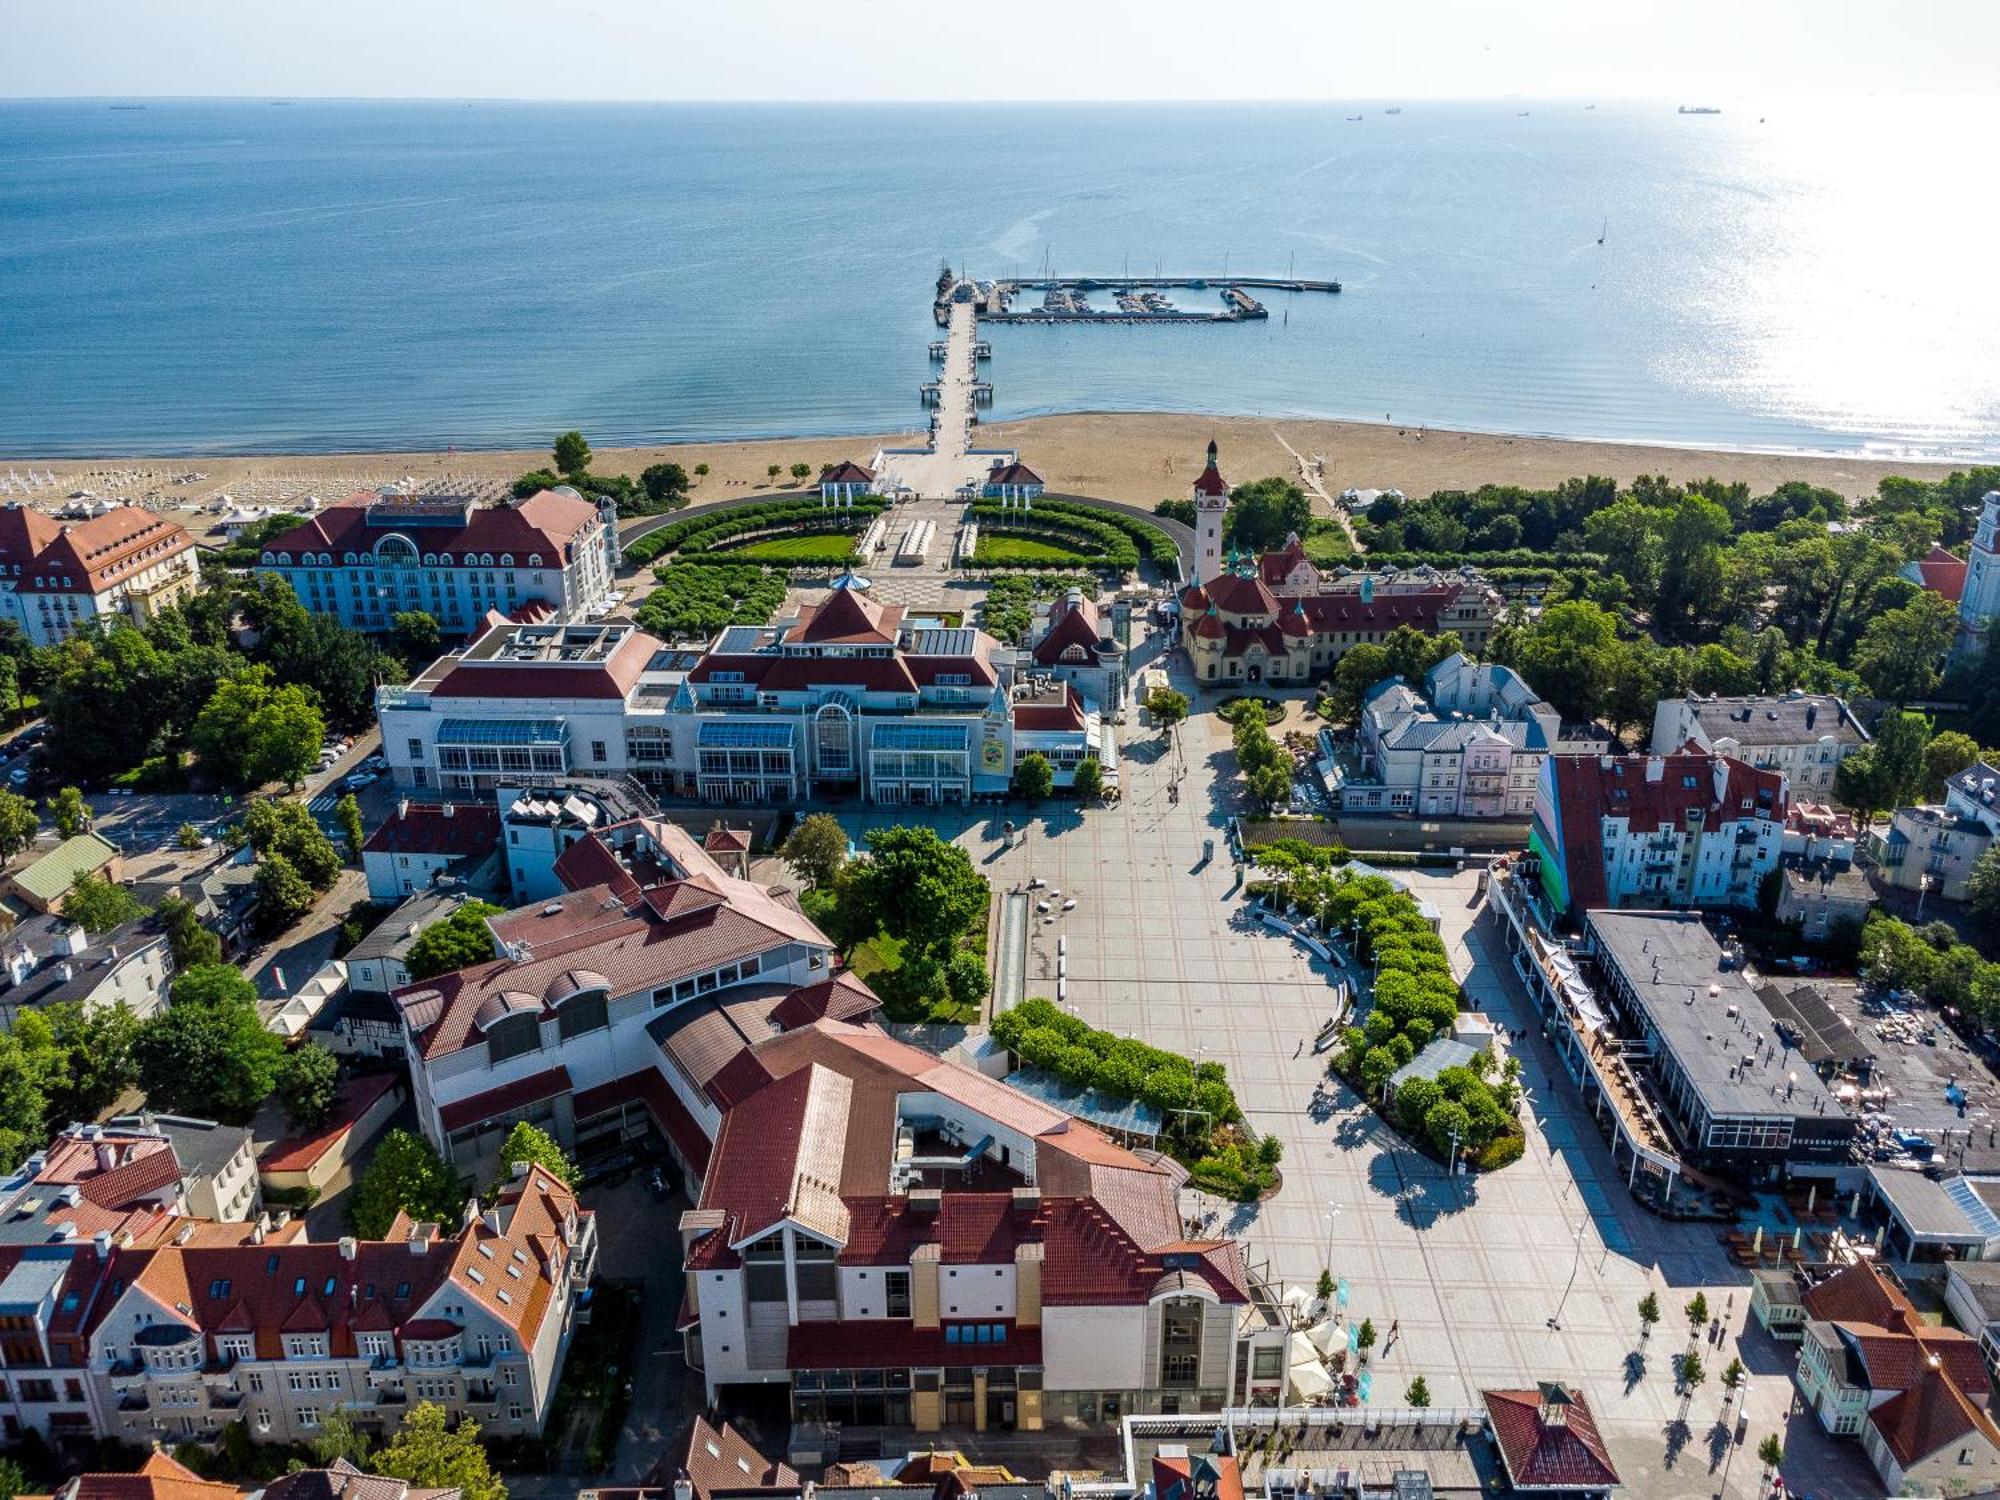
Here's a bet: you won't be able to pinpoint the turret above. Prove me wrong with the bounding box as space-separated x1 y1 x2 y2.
1192 440 1229 580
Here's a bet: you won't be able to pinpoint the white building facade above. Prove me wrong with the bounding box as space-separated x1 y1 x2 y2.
1649 692 1868 797
1345 654 1560 818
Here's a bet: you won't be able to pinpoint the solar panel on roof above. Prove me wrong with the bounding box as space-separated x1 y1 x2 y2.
436 718 568 746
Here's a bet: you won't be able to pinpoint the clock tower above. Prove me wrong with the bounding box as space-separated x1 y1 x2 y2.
1192 439 1229 580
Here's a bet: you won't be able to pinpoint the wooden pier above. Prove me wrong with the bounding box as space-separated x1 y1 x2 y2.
929 339 991 361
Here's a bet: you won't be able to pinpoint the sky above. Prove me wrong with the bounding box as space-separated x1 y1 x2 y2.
9 0 1993 102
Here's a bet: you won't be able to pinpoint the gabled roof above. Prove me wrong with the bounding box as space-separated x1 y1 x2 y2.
1911 544 1969 604
1872 1365 2000 1467
60 1451 242 1500
790 587 903 647
1258 537 1313 587
263 489 599 563
1152 1452 1244 1500
821 461 875 485
261 1457 454 1500
770 971 881 1029
362 803 500 860
1482 1386 1620 1491
24 507 194 595
987 461 1043 487
679 1414 800 1500
1031 594 1104 666
11 832 120 903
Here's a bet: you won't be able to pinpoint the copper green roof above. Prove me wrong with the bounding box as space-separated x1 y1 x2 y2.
12 833 119 902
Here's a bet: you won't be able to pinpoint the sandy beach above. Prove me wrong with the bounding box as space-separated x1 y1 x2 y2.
1 413 1966 536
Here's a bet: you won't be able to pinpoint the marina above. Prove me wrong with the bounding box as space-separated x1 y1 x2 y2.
940 271 1340 326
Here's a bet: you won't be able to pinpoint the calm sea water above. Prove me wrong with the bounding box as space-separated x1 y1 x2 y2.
2 99 1996 460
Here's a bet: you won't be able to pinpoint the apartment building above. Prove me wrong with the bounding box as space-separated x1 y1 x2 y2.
0 913 172 1028
0 504 200 646
1343 654 1567 818
1876 760 2000 903
1649 692 1868 797
379 590 1095 808
1528 749 1788 920
255 488 616 635
87 1163 592 1447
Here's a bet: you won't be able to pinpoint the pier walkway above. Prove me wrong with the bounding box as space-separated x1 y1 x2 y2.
875 300 999 500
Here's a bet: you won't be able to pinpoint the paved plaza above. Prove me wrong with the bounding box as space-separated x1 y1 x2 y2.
830 627 1879 1498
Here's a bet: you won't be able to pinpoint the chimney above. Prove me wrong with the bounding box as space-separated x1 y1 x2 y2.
339 1236 357 1261
57 961 73 984
252 1212 269 1245
59 924 88 957
92 1229 112 1257
94 1143 117 1172
1011 1186 1042 1218
674 1483 695 1500
397 797 410 821
442 803 454 819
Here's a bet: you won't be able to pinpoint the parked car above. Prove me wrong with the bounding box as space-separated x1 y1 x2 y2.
342 770 380 790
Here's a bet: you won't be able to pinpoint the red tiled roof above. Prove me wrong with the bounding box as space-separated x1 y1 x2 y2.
1258 538 1312 587
1192 459 1227 498
260 1073 402 1175
1014 686 1087 733
689 652 922 695
63 1451 242 1500
1032 595 1104 667
1202 572 1278 617
820 461 875 485
1914 544 1969 604
25 508 195 594
1804 1260 1917 1325
37 1134 183 1210
1482 1387 1620 1491
680 1414 798 1500
702 826 751 854
362 804 500 860
436 1065 573 1133
1549 749 1786 912
1871 1366 2000 1467
987 461 1043 487
0 505 62 572
769 971 880 1030
1189 607 1227 641
792 588 902 646
786 1318 1041 1370
1152 1452 1244 1500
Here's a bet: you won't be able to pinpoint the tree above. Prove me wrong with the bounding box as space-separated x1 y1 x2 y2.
1637 1290 1661 1339
1491 600 1622 726
134 977 285 1121
1355 1317 1377 1352
1316 1268 1335 1303
1853 590 1957 704
1757 1434 1784 1473
1071 757 1104 800
493 1121 579 1191
276 1042 340 1130
312 1405 371 1468
1924 730 1981 798
1721 1355 1746 1394
1404 1375 1431 1407
158 892 223 970
552 431 592 479
1872 709 1932 812
336 793 366 864
0 1455 24 1500
1684 1291 1709 1341
1678 1348 1706 1395
371 1402 505 1500
176 821 206 850
0 1029 51 1171
766 464 782 482
62 871 146 936
193 668 326 789
511 468 561 499
944 949 990 1013
1223 477 1313 552
1423 1098 1473 1157
48 785 89 839
254 852 316 932
640 463 690 509
693 463 710 480
1246 760 1292 810
1969 847 2000 940
350 1130 466 1239
781 812 848 890
1014 752 1054 804
405 901 504 981
847 826 990 960
243 799 342 889
0 789 37 859
171 958 258 1010
1144 686 1188 733
392 611 443 663
38 1001 139 1125
789 462 813 483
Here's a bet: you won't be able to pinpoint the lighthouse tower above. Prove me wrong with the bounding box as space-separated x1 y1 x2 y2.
1192 440 1229 580
1960 490 2000 650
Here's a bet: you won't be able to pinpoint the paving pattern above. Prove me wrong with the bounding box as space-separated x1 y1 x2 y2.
832 627 1880 1498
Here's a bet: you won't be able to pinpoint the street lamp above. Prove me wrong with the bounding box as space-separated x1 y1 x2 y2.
1547 1219 1588 1330
1323 1201 1343 1289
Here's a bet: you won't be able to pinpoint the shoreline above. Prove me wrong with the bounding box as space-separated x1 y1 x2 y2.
2 411 1977 515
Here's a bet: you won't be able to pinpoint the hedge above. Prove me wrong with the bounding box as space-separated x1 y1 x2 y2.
992 996 1239 1134
968 505 1139 569
971 498 1179 570
624 496 885 566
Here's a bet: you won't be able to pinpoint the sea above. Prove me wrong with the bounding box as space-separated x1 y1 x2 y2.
2 98 1996 461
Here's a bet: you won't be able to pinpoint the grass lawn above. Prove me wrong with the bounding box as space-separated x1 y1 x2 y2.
848 931 906 982
727 534 858 563
974 536 1091 565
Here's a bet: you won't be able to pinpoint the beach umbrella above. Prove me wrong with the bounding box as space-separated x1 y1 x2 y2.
1806 1185 1817 1214
1286 1357 1333 1403
1793 1226 1803 1251
1751 1225 1763 1256
1305 1319 1342 1358
1286 1331 1321 1368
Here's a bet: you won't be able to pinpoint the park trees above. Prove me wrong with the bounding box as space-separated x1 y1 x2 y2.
552 430 592 479
1924 730 1981 798
846 826 989 962
64 872 148 935
158 892 223 969
336 792 366 863
1013 751 1054 803
1072 756 1104 800
48 785 89 838
243 799 342 889
0 790 37 860
640 462 690 511
350 1129 466 1239
1144 685 1188 733
1853 591 1958 704
193 667 325 788
1223 477 1312 552
134 965 285 1121
254 853 316 932
392 610 443 664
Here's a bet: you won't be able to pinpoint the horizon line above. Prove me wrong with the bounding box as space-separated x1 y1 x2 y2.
2 88 1987 105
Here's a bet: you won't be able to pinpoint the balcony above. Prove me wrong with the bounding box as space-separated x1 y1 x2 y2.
117 1392 150 1413
209 1389 244 1411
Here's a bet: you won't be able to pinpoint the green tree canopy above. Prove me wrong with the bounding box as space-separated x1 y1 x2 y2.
1923 730 1981 798
0 790 38 860
193 667 326 788
37 1000 139 1126
254 852 316 933
1072 757 1104 800
336 792 366 863
48 785 90 839
1144 686 1188 730
552 431 592 479
243 799 342 890
1853 591 1957 704
405 901 504 981
350 1130 466 1239
158 892 224 969
1223 477 1313 552
640 462 690 509
276 1042 340 1130
392 611 443 664
64 872 149 935
781 812 848 890
847 826 991 960
493 1120 579 1191
371 1403 505 1500
1014 752 1054 803
134 975 285 1121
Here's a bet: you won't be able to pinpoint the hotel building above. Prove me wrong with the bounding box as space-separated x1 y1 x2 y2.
0 504 199 646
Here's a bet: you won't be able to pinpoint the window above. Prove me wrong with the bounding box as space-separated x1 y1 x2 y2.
591 740 607 764
485 1012 543 1064
298 1407 320 1430
1252 1347 1283 1380
556 989 609 1039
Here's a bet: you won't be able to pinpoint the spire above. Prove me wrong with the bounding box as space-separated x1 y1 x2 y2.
1207 438 1218 466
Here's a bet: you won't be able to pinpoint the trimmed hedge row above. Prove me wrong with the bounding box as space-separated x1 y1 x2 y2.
969 504 1139 569
1031 498 1181 566
993 996 1239 1128
624 496 884 567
